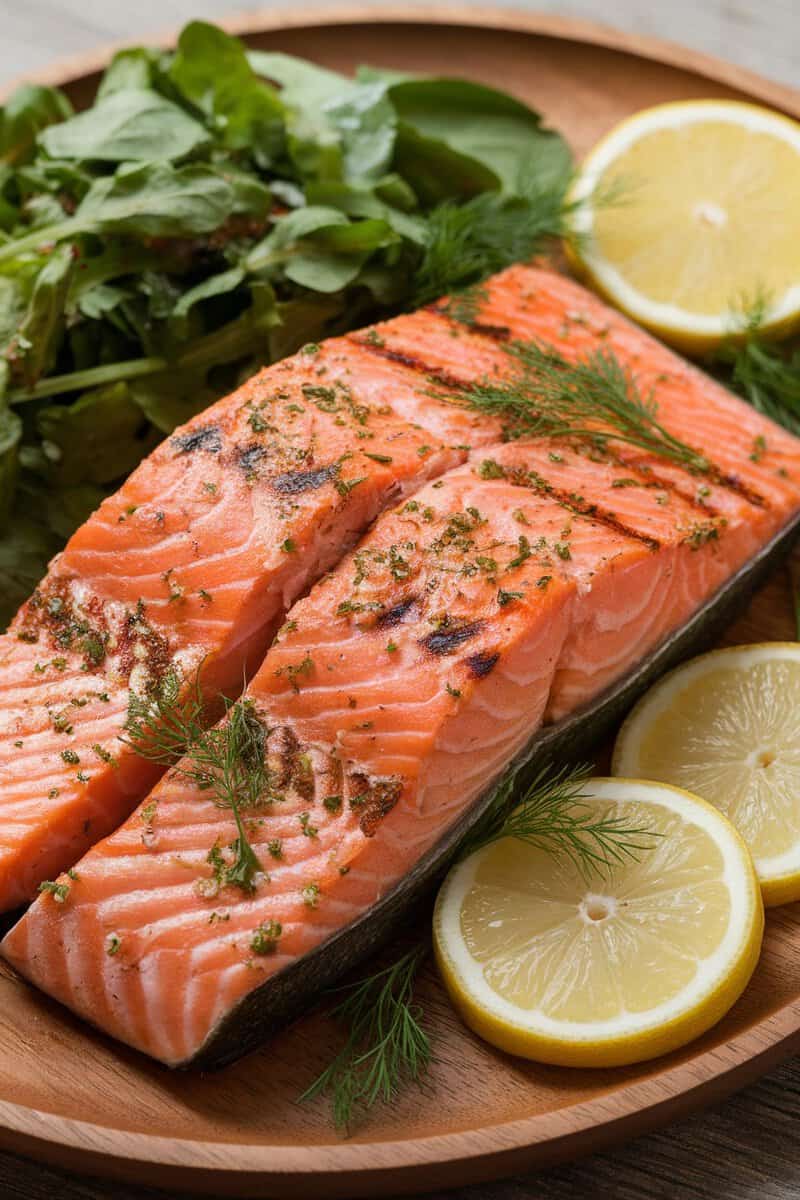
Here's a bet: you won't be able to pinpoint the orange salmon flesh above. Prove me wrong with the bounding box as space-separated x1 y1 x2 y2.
3 263 800 1065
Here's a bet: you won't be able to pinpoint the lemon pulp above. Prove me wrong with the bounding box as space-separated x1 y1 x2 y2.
614 643 800 905
434 779 762 1067
569 101 800 353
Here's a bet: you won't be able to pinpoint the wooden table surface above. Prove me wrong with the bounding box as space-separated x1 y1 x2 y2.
1 1 799 1196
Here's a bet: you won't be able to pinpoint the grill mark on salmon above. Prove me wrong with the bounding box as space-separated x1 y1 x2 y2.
346 336 471 393
438 295 770 512
236 444 268 473
375 596 417 629
465 650 500 678
420 620 485 656
171 425 222 455
271 465 338 495
502 463 662 552
428 301 512 343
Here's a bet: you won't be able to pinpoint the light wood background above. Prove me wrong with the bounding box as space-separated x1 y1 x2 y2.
1 3 799 1198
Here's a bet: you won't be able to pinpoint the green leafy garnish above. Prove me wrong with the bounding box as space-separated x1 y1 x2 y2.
0 21 573 628
714 326 800 437
300 942 431 1131
124 669 267 893
305 761 655 1130
459 339 711 475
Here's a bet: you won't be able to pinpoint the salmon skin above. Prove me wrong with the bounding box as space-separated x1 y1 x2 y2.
5 263 800 1067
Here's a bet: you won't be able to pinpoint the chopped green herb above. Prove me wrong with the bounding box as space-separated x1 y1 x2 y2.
250 920 282 955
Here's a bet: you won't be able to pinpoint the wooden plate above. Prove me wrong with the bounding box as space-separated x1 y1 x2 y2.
3 7 800 1197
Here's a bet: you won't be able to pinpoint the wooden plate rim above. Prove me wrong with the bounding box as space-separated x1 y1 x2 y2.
2 994 800 1183
2 4 800 1191
3 3 800 119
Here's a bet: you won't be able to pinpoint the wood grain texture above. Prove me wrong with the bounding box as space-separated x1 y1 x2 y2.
1 8 800 1199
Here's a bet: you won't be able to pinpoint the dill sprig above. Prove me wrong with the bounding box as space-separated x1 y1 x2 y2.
412 173 568 309
305 762 655 1130
300 942 431 1130
715 335 800 437
122 671 266 892
460 761 656 877
412 167 628 311
123 668 206 765
460 339 710 475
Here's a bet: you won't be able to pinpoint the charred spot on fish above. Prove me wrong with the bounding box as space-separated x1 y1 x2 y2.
504 464 662 551
466 651 500 678
237 444 267 474
18 579 110 669
427 300 510 342
716 470 767 509
376 596 417 629
266 725 313 800
116 603 172 690
349 772 403 837
348 336 468 392
420 619 484 656
469 321 511 342
272 465 336 495
172 425 222 456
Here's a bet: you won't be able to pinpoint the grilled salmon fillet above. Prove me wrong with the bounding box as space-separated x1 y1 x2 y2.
5 262 800 1063
0 330 502 908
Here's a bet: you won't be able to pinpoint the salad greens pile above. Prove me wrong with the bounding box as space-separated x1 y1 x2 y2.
0 20 573 625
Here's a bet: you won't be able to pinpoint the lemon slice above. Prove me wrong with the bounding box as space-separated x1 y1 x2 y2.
433 778 762 1067
614 643 800 905
569 100 800 353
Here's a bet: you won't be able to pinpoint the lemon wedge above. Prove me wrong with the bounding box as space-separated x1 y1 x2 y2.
614 643 800 905
433 778 762 1068
569 100 800 354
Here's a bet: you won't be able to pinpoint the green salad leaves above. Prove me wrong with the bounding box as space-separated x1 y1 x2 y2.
0 21 573 626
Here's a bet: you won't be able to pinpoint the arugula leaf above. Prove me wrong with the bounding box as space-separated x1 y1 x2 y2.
322 80 397 182
96 48 165 100
0 84 72 166
79 162 238 236
170 22 284 167
0 476 106 628
387 77 571 194
0 507 60 626
248 50 354 112
170 266 246 327
36 381 157 485
0 403 22 526
40 89 210 162
392 123 497 205
13 243 74 387
129 377 216 434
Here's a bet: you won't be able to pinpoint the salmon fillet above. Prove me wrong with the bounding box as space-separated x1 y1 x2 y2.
0 331 494 908
5 262 800 1064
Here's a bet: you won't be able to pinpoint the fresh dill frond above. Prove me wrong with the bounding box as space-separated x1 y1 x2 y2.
123 671 266 892
413 168 630 312
709 291 800 436
462 761 656 879
412 171 569 309
304 761 655 1129
122 668 206 765
300 942 431 1131
461 339 710 475
715 335 800 437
